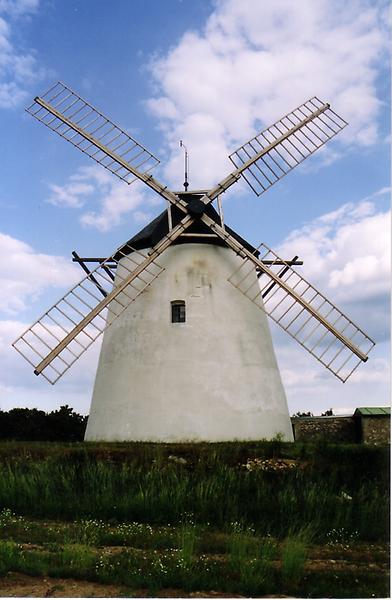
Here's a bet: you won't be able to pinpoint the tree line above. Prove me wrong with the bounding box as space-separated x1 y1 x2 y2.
0 405 87 441
0 405 336 441
292 409 334 417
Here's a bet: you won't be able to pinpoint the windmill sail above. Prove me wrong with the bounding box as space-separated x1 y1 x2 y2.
26 82 160 185
228 97 347 196
16 82 374 386
227 242 374 382
12 209 197 384
13 247 164 384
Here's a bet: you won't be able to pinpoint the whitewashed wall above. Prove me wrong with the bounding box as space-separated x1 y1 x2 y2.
85 244 293 441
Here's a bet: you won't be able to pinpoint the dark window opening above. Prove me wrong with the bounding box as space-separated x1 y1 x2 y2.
171 300 186 323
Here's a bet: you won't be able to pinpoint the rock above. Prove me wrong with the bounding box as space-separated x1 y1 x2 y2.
168 455 187 465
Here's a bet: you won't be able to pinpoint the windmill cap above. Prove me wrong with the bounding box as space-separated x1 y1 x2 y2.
115 193 258 258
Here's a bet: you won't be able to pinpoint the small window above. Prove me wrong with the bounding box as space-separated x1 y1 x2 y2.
171 300 186 323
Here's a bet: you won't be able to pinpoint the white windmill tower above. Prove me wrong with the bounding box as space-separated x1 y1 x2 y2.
13 82 375 442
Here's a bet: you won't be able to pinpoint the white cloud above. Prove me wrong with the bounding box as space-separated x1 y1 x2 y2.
0 232 80 314
275 332 390 415
47 165 162 232
146 0 388 187
48 182 94 208
0 0 44 109
0 0 39 16
0 319 97 414
79 183 146 232
267 189 390 413
277 194 390 307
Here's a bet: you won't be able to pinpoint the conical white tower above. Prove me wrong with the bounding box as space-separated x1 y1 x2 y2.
85 203 293 442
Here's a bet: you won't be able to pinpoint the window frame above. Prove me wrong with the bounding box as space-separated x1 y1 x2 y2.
171 300 186 324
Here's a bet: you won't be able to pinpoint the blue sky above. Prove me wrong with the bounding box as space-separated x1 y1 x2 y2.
0 0 390 416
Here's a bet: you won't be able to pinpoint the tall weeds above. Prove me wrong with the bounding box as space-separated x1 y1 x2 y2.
0 442 387 543
281 536 307 591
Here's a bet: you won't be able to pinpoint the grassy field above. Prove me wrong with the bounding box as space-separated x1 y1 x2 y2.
0 440 389 597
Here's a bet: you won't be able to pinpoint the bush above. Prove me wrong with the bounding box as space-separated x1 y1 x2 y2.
0 406 87 442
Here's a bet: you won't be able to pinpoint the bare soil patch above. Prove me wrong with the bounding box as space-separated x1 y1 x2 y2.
0 572 250 598
0 571 126 597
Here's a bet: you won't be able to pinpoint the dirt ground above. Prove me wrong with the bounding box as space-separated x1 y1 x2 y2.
0 572 251 598
0 572 124 598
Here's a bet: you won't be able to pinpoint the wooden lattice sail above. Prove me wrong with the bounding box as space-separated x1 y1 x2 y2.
14 83 374 401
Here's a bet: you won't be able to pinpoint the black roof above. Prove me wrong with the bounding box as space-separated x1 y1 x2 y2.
115 193 257 258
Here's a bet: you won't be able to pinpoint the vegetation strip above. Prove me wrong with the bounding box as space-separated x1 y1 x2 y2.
0 440 388 597
0 510 389 597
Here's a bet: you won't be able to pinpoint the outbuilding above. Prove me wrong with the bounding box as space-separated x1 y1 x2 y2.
354 407 390 444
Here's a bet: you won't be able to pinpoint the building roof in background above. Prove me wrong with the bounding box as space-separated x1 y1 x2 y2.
354 407 391 417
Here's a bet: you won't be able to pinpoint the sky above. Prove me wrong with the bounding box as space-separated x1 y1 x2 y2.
0 0 390 417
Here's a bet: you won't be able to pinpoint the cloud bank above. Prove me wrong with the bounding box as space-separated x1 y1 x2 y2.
271 187 390 412
146 0 388 188
0 232 79 314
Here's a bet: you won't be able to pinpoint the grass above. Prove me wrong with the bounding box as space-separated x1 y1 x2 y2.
281 537 307 591
0 516 388 597
226 521 272 596
0 441 388 542
0 440 388 596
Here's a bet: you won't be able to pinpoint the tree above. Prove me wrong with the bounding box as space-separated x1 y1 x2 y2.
46 405 87 441
292 411 314 417
0 406 87 441
321 409 334 416
1 408 46 440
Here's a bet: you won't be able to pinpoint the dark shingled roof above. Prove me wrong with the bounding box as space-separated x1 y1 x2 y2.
115 193 258 258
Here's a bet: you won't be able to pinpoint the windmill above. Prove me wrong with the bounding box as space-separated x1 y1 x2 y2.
13 82 375 442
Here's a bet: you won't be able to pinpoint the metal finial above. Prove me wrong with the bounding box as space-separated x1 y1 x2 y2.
179 140 189 191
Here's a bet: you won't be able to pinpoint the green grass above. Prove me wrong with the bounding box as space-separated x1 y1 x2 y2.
281 537 307 591
0 441 388 596
0 451 387 542
0 511 388 598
